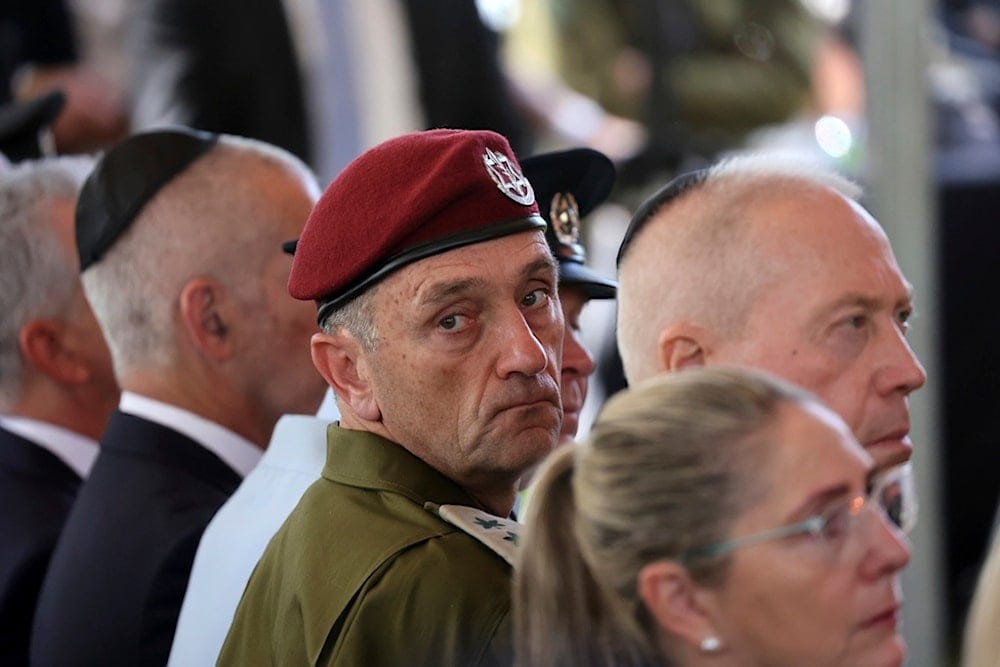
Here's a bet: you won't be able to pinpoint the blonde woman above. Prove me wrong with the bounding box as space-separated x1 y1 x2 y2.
515 368 913 667
962 522 1000 667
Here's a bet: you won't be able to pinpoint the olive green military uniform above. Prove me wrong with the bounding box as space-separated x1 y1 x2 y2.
549 0 821 154
218 425 514 666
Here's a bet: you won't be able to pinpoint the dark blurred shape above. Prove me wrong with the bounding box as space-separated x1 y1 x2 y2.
0 0 77 103
0 90 63 161
1 0 127 155
129 0 531 179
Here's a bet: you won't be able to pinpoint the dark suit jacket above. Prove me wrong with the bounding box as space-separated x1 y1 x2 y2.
129 0 310 164
129 0 531 173
30 411 241 667
0 427 81 666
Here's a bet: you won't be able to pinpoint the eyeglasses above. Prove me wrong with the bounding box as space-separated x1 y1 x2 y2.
682 463 917 563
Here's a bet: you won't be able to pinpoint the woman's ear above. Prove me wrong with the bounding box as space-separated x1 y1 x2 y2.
311 331 381 422
637 560 725 656
178 278 233 361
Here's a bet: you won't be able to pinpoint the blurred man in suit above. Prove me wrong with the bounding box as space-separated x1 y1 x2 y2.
31 128 326 666
0 155 118 665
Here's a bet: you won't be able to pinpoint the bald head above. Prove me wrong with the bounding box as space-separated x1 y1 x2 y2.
616 154 925 469
617 154 863 384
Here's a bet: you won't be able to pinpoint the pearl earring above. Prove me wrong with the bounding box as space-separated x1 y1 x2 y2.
700 636 721 653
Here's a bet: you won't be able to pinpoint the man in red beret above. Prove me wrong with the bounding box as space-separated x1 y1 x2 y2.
220 129 565 666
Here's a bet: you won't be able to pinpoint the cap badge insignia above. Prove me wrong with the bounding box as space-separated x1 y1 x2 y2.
550 192 581 245
483 147 535 206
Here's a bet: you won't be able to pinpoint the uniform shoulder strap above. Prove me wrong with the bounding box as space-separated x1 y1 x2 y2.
424 502 521 566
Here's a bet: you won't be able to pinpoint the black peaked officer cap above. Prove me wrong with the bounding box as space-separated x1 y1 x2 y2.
76 127 219 271
520 148 617 300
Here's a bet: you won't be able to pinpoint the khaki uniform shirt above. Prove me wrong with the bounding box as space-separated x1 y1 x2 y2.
218 425 514 666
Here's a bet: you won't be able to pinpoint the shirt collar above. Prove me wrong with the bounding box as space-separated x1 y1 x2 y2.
323 425 479 508
119 391 262 477
0 415 99 477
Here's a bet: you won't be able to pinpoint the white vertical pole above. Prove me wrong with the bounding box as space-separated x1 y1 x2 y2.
860 2 946 666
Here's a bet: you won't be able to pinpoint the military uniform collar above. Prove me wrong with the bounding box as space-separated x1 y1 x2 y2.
323 425 481 509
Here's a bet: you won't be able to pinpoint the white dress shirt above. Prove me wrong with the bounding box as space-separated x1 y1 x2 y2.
167 403 338 666
0 415 99 478
119 392 261 477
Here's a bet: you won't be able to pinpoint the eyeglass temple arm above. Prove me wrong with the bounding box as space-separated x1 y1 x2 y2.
680 517 824 563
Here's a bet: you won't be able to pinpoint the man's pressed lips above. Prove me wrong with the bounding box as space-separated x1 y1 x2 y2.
865 430 912 466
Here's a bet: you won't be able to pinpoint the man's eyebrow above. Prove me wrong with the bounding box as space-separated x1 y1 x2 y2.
417 277 488 307
521 256 558 281
810 287 915 326
416 256 557 307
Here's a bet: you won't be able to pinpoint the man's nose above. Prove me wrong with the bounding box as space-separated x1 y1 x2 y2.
496 312 549 378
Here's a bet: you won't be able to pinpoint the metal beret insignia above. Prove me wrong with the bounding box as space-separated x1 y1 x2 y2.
483 147 535 206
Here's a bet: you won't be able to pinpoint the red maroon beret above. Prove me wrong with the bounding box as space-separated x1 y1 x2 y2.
289 129 545 323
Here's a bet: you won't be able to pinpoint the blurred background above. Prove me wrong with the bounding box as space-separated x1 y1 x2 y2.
3 1 998 664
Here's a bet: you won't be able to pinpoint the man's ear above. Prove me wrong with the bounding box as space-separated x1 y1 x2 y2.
637 560 725 655
657 323 712 372
19 319 89 384
178 278 233 361
311 331 381 422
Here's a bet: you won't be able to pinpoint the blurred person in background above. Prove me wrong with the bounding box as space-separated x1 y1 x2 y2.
541 0 823 183
30 128 325 666
961 516 1000 667
515 367 913 667
521 147 617 446
1 0 127 153
130 0 530 184
0 155 118 665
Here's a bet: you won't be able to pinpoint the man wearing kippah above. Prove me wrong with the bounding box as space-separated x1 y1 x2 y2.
220 130 565 666
31 128 327 666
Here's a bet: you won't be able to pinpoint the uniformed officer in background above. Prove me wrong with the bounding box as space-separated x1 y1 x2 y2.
520 148 617 446
221 129 564 666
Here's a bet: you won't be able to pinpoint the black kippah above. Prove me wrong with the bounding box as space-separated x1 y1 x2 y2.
76 127 218 271
615 168 710 267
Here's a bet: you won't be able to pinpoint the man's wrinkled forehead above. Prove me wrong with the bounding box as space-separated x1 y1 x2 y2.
394 230 556 299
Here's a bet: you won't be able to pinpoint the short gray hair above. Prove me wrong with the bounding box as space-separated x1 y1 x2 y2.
320 286 379 351
617 153 862 384
0 156 95 406
82 135 319 375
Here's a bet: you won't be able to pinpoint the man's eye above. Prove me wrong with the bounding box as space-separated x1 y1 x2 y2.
897 309 912 334
522 288 549 308
848 314 868 329
438 314 466 331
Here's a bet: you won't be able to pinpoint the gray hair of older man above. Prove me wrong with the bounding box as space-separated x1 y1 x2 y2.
0 156 95 407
